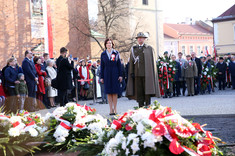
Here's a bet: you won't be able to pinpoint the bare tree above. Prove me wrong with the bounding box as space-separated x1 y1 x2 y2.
66 0 139 58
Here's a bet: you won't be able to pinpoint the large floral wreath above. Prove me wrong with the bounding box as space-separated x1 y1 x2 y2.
157 56 176 94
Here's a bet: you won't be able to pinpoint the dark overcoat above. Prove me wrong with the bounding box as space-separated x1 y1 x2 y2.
56 57 74 90
126 44 160 99
22 58 37 97
100 49 122 94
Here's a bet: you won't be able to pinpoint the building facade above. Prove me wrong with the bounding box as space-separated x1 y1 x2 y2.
164 22 214 57
212 4 235 55
95 0 164 61
0 0 91 68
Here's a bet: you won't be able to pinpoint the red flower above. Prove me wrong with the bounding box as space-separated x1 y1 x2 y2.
35 116 38 119
111 120 122 130
197 144 212 156
174 125 192 138
169 139 184 155
164 72 167 75
164 77 167 79
163 81 166 84
125 124 133 131
204 75 206 78
172 71 175 74
168 75 172 78
152 123 167 136
159 74 163 78
206 81 209 84
168 68 172 71
27 117 32 121
159 80 161 83
192 123 205 133
171 78 174 82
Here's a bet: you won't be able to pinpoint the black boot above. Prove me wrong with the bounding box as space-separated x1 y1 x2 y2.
168 93 173 98
163 93 168 98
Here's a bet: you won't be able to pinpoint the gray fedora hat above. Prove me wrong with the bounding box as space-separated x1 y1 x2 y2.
136 32 147 39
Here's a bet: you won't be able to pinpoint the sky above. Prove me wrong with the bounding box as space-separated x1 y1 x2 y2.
88 0 235 23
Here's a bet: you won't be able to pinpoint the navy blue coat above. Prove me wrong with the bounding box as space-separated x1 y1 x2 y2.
101 50 122 94
174 61 181 81
229 62 235 77
4 66 19 87
22 58 37 97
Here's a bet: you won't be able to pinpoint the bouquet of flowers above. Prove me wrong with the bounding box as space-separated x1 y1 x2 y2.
157 56 176 94
43 103 107 152
200 63 211 91
0 111 47 156
210 63 218 89
92 101 222 156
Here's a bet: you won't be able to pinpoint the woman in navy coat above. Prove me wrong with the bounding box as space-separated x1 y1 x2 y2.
100 39 122 115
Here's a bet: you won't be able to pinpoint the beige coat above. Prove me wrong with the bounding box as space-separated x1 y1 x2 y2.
182 60 198 78
126 44 160 99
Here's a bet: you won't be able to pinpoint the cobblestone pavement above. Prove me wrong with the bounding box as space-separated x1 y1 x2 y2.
38 88 235 117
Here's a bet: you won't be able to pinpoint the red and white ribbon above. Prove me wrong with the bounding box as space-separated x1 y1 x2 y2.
0 114 9 121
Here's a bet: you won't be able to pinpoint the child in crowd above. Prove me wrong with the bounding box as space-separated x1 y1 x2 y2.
15 73 28 113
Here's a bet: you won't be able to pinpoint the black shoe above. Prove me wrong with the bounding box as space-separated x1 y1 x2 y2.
187 94 190 96
163 94 168 98
191 94 194 96
168 94 173 98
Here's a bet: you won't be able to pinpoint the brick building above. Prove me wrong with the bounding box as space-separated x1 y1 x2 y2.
164 21 214 57
0 0 91 68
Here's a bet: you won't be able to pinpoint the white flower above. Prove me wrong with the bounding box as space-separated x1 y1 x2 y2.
53 107 67 118
125 148 130 155
114 131 124 143
204 72 207 75
107 129 115 138
136 122 145 135
28 128 38 137
88 123 103 135
141 132 162 149
173 68 176 71
207 75 210 78
8 128 20 137
169 65 173 67
43 113 52 121
131 138 140 154
105 138 119 156
121 138 127 150
159 66 162 68
9 116 22 124
56 136 66 143
170 60 173 62
127 133 138 145
211 65 214 68
205 68 209 71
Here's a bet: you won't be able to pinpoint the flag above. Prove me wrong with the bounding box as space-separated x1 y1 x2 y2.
204 46 209 56
213 45 217 61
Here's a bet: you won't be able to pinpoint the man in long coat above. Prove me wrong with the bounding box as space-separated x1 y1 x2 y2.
56 47 74 106
126 32 160 107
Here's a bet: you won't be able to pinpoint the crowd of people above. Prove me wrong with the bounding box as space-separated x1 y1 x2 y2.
0 42 234 114
157 52 235 98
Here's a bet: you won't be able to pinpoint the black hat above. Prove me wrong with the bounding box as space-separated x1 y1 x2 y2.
219 57 223 60
207 54 211 57
136 32 147 39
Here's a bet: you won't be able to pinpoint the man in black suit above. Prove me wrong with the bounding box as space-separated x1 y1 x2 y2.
191 52 202 95
56 47 74 106
22 50 38 111
216 57 227 90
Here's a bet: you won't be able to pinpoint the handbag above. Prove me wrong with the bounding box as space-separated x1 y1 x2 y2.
44 77 51 87
83 82 89 90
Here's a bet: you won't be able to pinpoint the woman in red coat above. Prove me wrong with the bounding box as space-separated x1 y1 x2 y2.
34 57 47 109
79 60 90 100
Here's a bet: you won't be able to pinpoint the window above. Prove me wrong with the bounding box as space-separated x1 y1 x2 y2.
190 46 194 53
197 46 200 55
234 24 235 40
143 0 148 5
182 46 186 55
